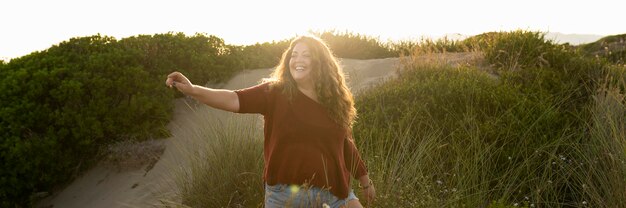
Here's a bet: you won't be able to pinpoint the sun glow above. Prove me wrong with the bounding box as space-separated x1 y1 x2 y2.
2 0 625 60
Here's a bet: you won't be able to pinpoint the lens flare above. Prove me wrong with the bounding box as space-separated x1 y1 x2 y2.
289 184 300 194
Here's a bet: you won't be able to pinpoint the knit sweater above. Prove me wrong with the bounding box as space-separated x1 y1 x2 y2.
235 82 368 199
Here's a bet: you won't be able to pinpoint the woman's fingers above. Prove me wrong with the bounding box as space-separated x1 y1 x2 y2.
165 72 176 87
362 186 376 204
165 71 195 95
166 72 188 88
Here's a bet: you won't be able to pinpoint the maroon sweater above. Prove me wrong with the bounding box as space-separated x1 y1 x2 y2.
235 82 368 199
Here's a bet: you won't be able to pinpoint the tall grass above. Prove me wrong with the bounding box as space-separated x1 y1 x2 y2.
354 63 625 207
352 31 626 207
172 110 264 207
391 36 473 56
582 77 626 207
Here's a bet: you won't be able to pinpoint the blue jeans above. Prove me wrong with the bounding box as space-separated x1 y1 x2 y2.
264 183 358 208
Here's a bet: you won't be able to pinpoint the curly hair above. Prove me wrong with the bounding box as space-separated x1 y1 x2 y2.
266 36 357 129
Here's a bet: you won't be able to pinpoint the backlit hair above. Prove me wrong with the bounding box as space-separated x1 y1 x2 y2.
266 36 356 129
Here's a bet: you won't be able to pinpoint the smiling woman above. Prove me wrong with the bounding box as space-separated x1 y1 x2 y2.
166 36 375 207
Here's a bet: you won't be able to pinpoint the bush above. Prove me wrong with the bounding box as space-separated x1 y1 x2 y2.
484 30 605 112
0 33 244 206
313 30 397 59
234 40 291 69
0 35 168 206
118 33 241 86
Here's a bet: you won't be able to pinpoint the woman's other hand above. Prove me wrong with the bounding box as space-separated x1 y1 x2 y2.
358 175 376 204
362 183 376 204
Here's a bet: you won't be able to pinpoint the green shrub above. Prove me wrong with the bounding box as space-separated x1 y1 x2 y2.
234 40 291 69
118 33 240 86
0 33 244 206
313 30 397 59
0 35 169 206
462 32 501 51
484 30 605 113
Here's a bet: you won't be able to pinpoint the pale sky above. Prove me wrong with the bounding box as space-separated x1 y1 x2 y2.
2 0 625 61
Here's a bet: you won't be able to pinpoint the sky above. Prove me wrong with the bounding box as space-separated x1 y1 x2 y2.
2 0 625 61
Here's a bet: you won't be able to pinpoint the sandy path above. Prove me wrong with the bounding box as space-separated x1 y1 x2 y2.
37 53 475 207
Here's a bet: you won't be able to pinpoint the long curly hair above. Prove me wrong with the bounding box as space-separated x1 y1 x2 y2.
266 36 357 129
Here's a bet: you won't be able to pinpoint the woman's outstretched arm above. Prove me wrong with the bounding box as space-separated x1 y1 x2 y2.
165 72 239 112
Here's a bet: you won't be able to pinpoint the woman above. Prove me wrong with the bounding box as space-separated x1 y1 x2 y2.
165 36 375 208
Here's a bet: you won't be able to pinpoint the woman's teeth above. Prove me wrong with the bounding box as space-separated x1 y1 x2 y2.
295 66 304 71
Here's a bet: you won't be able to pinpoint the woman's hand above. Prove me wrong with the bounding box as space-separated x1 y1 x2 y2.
358 175 376 204
165 71 240 112
362 184 376 204
165 72 194 95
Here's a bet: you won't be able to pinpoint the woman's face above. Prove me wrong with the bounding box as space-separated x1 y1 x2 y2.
289 42 314 86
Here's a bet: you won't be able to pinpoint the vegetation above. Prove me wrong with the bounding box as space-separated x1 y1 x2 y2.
230 40 291 70
0 32 246 206
0 30 413 207
354 30 624 207
2 30 625 207
579 34 626 65
173 114 264 207
313 30 397 59
223 30 403 71
172 31 626 207
392 37 472 56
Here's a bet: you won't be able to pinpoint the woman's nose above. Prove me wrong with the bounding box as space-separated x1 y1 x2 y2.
293 55 303 62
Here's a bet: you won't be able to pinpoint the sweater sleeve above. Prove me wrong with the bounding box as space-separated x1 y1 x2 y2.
234 82 271 115
344 134 368 179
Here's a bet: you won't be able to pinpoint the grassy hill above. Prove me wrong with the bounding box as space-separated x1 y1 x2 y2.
579 34 626 64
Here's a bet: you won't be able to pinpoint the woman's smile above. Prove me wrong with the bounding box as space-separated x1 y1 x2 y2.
289 43 313 85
